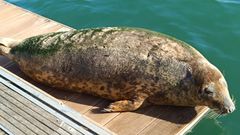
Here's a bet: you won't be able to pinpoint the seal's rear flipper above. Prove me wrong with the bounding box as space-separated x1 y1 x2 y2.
0 37 20 48
0 37 20 58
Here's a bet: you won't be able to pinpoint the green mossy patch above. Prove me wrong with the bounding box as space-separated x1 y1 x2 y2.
10 27 197 57
11 33 63 57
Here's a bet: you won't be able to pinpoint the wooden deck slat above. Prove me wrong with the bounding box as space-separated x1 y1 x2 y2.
0 116 25 135
0 92 70 135
0 13 37 37
84 100 120 125
0 81 88 135
12 23 64 39
104 106 165 135
0 102 47 135
0 86 74 135
0 128 8 135
0 92 59 134
0 1 210 134
0 105 37 135
64 94 103 114
0 4 63 40
1 83 82 135
138 106 208 135
0 3 17 14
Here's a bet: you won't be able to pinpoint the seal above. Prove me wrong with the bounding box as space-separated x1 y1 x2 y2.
0 27 235 114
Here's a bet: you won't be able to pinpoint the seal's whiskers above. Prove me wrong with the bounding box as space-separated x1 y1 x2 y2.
231 94 236 107
207 109 221 119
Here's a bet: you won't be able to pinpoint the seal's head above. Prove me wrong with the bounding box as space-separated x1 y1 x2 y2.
195 60 235 114
148 58 235 115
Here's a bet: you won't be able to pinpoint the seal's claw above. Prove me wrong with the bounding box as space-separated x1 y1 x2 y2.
101 108 112 113
101 104 117 113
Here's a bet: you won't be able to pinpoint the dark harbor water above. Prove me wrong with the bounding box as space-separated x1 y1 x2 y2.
6 0 240 134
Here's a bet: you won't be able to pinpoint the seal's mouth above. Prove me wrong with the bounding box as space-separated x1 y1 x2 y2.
212 108 228 115
208 107 234 119
212 105 235 115
210 96 236 115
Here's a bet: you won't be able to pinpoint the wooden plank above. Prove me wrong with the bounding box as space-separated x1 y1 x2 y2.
0 4 63 39
104 106 164 135
0 80 86 135
0 124 14 135
0 88 70 135
0 13 39 38
84 100 120 125
0 102 47 135
0 2 70 40
104 105 209 135
1 85 82 135
0 116 25 135
0 93 59 135
0 3 19 18
64 94 103 114
0 107 37 135
137 106 208 135
0 128 7 135
174 106 209 135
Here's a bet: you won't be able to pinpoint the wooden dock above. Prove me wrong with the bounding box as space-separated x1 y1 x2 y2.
0 1 209 135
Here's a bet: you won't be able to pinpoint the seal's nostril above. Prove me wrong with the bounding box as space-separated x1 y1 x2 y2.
229 106 235 113
227 109 231 113
225 106 235 113
223 97 235 114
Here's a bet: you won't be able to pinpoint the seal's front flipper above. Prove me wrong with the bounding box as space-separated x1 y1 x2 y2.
102 96 148 112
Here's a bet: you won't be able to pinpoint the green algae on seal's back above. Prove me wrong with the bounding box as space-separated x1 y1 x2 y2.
11 27 197 57
0 27 235 114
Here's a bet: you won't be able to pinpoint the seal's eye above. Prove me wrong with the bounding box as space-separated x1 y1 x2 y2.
203 88 214 96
